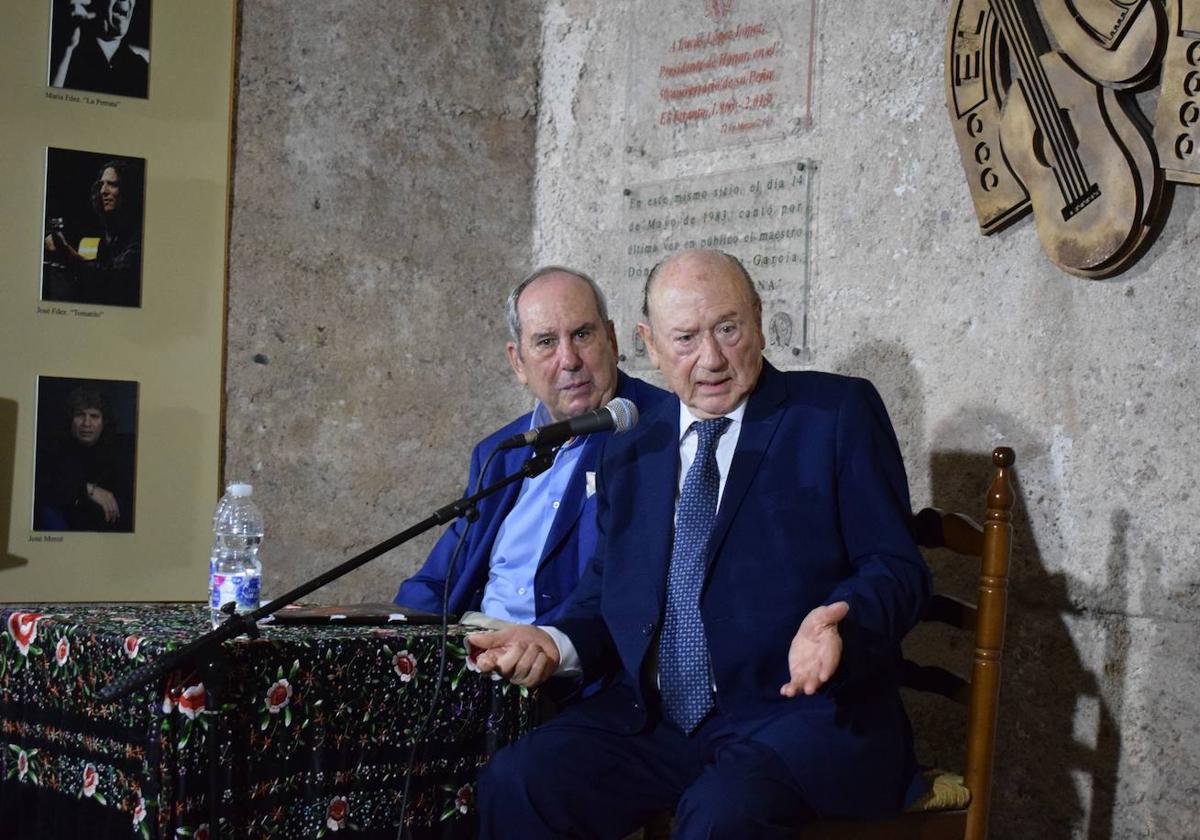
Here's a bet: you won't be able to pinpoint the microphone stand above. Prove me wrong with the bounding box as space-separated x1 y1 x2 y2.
98 449 556 703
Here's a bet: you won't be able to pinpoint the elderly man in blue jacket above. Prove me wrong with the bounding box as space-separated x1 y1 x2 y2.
395 267 666 625
469 250 931 837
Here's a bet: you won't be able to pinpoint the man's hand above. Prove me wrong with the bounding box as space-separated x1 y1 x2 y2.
44 232 80 260
780 601 849 698
68 2 97 25
87 484 120 523
467 625 560 688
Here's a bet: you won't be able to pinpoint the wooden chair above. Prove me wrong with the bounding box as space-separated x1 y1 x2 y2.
794 446 1015 840
641 448 1014 840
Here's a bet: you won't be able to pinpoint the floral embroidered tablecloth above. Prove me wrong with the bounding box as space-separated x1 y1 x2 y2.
0 604 530 839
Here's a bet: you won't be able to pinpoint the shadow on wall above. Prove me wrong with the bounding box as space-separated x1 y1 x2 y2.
832 341 925 481
833 341 1124 837
910 415 1123 839
1 398 30 571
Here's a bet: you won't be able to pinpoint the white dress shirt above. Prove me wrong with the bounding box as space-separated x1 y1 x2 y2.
545 400 747 676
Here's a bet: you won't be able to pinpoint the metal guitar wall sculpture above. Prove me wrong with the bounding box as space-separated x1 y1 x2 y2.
946 0 1198 278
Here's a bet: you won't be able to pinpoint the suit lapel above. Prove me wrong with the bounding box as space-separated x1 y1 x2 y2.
705 363 787 570
538 369 643 566
631 400 682 610
537 437 597 566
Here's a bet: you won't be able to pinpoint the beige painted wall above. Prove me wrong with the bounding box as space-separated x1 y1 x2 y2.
0 2 236 600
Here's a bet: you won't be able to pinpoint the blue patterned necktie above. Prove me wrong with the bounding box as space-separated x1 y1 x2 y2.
658 416 732 733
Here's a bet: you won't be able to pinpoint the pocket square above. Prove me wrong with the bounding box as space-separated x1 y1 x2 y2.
586 471 596 498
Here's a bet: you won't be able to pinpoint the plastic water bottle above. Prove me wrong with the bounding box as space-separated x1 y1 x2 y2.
207 490 233 593
209 483 264 627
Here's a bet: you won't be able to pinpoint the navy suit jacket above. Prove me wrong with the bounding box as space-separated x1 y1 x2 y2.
394 372 669 624
554 363 931 818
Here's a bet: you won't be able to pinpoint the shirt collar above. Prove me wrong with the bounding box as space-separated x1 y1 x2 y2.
677 399 747 442
529 401 554 429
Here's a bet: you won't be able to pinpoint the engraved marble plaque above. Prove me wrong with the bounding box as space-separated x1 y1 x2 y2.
625 0 818 159
614 160 816 369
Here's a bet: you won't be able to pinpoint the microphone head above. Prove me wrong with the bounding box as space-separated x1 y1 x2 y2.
603 397 638 435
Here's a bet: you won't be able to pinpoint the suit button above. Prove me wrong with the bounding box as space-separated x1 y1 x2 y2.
642 623 655 636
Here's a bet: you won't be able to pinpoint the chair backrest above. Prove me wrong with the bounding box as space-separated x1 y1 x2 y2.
907 446 1014 840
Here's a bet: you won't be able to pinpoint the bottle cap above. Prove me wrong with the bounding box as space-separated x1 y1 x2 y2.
228 483 253 497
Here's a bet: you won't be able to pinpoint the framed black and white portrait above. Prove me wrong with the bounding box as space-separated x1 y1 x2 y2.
47 0 152 99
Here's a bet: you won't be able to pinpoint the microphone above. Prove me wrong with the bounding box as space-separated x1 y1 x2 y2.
498 397 638 450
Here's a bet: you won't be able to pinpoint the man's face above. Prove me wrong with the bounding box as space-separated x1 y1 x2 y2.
71 408 104 446
98 167 121 214
507 272 620 423
96 0 135 40
639 251 765 419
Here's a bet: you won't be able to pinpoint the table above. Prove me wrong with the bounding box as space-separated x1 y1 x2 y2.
0 604 531 839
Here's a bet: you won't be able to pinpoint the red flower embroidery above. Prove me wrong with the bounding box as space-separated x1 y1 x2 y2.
194 824 210 840
132 793 146 826
55 637 70 667
455 783 473 814
82 763 98 797
123 635 142 659
16 750 28 781
7 612 44 657
326 796 349 830
178 684 206 720
465 641 501 681
266 679 292 713
392 650 417 682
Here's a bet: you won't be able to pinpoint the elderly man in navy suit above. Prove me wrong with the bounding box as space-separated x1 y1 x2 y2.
469 249 931 837
395 267 666 625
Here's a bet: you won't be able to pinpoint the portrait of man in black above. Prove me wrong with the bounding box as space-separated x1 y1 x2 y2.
33 378 138 533
48 0 152 99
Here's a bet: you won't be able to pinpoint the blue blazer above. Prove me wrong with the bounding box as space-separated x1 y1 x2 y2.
394 372 669 624
554 362 932 818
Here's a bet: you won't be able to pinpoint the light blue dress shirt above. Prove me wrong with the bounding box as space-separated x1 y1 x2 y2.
481 402 588 623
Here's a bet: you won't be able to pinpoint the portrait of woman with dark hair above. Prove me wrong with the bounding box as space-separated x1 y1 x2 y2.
42 148 145 308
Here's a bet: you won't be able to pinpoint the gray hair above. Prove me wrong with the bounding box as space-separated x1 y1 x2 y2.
641 250 761 318
506 266 610 344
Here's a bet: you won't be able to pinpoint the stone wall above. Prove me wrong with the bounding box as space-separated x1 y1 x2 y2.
533 1 1198 838
225 0 1199 836
224 1 541 603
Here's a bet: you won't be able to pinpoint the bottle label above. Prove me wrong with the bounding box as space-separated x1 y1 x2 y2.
210 573 260 612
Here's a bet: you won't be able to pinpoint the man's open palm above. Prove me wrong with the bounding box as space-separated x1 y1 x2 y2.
780 601 849 697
